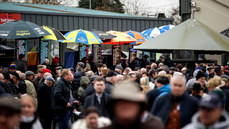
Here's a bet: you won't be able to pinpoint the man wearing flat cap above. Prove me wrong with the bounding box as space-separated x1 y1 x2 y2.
100 81 164 129
0 95 21 129
105 71 117 94
37 76 55 129
183 93 229 129
25 71 37 104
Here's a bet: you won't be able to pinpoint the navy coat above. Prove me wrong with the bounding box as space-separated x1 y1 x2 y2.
151 93 199 128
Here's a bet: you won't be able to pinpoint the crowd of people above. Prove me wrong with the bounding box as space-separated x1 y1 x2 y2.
1 53 229 129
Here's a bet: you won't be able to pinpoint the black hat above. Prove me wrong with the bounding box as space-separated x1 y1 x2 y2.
196 71 205 80
159 55 165 59
199 93 222 109
192 82 203 91
106 71 117 77
10 71 20 79
214 66 221 72
143 55 149 59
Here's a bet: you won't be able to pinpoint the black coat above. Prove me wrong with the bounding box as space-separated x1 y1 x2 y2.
130 58 140 70
84 93 110 117
151 93 199 128
14 59 26 73
140 59 150 68
0 82 6 95
72 71 82 98
37 82 53 118
85 83 94 99
52 78 72 112
146 87 159 111
104 81 114 94
18 80 27 94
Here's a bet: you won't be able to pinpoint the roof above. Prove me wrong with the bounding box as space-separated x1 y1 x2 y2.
134 19 229 53
0 2 142 18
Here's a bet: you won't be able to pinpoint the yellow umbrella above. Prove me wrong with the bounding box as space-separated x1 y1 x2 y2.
42 26 66 41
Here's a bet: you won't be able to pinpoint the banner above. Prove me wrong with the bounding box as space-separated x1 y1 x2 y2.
17 40 27 60
93 44 102 63
0 13 21 25
40 41 49 64
80 46 87 60
113 45 120 65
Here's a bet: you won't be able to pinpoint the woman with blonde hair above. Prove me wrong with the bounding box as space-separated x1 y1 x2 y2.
206 77 225 92
20 95 43 129
140 76 152 95
101 67 108 78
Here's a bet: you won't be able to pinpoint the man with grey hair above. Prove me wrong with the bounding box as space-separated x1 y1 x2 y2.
86 70 94 79
151 63 157 70
151 75 199 128
43 58 52 72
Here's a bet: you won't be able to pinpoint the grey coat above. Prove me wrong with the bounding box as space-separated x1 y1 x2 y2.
183 111 229 129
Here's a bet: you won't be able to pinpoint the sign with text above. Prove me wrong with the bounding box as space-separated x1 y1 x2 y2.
0 13 21 25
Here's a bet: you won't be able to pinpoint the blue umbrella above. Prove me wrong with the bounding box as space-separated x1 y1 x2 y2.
60 29 103 44
142 28 166 38
159 25 175 31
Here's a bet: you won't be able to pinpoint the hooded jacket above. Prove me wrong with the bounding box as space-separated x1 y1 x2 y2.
183 111 229 129
158 84 170 97
78 76 90 111
72 71 82 98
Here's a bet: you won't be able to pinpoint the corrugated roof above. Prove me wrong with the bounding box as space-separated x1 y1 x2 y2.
0 2 141 17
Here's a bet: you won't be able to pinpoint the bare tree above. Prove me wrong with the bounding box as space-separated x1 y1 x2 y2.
121 0 151 16
165 6 181 25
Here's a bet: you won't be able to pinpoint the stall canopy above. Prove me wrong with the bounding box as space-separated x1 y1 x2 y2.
134 19 229 53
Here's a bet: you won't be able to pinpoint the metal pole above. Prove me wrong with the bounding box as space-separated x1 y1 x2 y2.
89 0 91 9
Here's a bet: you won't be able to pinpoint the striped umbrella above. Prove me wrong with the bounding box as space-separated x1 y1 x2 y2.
102 30 136 45
125 30 149 45
60 29 103 44
42 26 66 41
159 25 175 31
142 28 166 38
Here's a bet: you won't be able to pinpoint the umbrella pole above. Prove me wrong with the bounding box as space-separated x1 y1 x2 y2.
119 45 121 64
99 44 102 63
25 39 27 62
92 44 95 62
39 38 41 64
86 46 89 63
112 45 114 66
129 44 131 64
15 39 17 60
